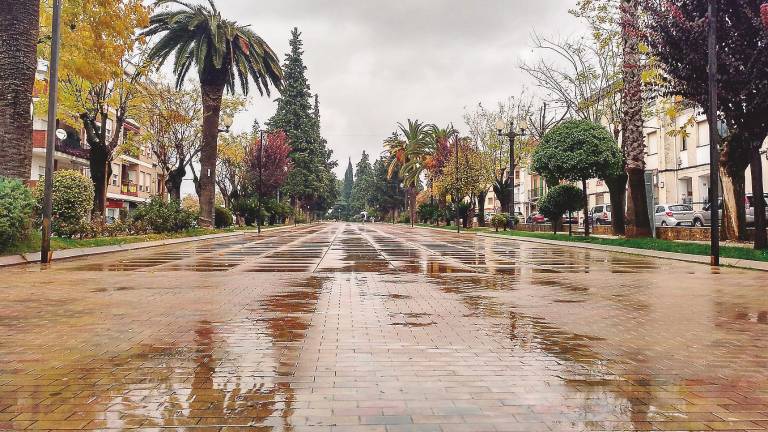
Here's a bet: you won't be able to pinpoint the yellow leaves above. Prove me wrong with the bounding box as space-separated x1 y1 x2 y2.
39 0 150 85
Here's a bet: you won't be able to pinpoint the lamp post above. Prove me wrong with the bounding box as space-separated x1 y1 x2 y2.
454 131 460 234
707 0 720 266
496 119 528 229
257 129 265 234
41 0 63 264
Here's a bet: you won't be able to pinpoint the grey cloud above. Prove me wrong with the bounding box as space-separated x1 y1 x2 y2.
222 0 586 177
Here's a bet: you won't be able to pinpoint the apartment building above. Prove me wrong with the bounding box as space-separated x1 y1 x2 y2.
481 104 768 223
32 61 166 221
585 106 768 211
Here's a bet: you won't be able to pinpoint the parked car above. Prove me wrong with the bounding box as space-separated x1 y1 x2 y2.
692 200 722 227
530 213 548 224
746 193 768 226
588 204 612 226
654 204 695 227
561 214 579 225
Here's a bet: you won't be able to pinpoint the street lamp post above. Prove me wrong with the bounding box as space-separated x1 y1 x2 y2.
496 119 528 229
41 0 63 264
454 131 460 234
257 129 265 234
707 0 720 266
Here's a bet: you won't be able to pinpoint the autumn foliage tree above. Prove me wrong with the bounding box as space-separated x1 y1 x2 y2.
644 0 768 248
136 81 202 201
37 0 150 216
247 130 293 198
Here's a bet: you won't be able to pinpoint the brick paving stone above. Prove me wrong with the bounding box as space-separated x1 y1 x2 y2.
1 223 767 431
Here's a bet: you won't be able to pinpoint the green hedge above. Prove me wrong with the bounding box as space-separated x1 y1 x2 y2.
33 170 94 237
0 177 35 250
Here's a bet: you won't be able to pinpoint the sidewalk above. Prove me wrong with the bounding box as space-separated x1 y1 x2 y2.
477 231 768 272
0 225 296 268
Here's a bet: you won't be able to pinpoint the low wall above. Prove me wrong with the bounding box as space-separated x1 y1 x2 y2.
657 227 767 242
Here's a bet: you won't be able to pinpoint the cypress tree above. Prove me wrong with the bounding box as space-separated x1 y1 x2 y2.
268 28 337 216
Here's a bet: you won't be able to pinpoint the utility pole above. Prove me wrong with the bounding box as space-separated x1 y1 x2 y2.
707 0 720 266
41 0 63 264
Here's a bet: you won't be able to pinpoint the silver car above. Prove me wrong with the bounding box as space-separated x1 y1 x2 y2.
654 204 695 227
692 200 722 227
746 193 768 226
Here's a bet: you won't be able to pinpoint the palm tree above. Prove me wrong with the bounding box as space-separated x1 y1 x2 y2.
388 120 433 227
620 0 651 237
143 0 283 226
0 0 38 179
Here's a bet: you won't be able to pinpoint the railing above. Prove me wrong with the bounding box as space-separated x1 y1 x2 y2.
121 182 138 197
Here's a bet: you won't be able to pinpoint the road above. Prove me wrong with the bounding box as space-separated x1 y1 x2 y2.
1 222 767 431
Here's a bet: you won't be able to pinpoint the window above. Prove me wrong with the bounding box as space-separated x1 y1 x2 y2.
697 121 709 147
111 174 118 186
681 135 687 151
670 205 693 212
606 205 612 213
655 206 665 214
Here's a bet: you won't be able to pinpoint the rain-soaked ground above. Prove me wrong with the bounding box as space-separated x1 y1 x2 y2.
1 223 767 431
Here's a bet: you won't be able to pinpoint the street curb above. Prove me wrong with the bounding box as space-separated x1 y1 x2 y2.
476 232 768 272
0 224 297 268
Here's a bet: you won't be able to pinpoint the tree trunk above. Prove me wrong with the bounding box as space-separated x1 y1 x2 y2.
621 0 651 238
625 168 651 237
198 82 225 227
476 190 487 227
165 165 186 202
89 145 111 217
0 0 38 179
720 167 747 241
582 178 590 237
605 174 627 236
750 146 766 250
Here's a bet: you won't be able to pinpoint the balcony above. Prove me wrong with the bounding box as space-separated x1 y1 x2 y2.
528 187 546 201
121 182 138 197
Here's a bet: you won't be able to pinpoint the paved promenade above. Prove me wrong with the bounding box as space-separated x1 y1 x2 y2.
1 223 767 431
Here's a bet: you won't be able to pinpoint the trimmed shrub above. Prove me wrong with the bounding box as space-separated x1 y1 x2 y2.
491 213 509 232
131 198 196 233
539 184 584 234
0 177 35 250
214 206 233 228
33 170 94 237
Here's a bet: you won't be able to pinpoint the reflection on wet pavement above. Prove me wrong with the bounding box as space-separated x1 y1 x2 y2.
1 222 768 431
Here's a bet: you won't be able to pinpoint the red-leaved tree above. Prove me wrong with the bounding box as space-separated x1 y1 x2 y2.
644 0 768 249
248 130 293 198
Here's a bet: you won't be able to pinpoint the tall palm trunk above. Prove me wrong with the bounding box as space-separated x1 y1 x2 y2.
606 175 627 236
199 81 225 227
621 0 651 237
0 0 38 179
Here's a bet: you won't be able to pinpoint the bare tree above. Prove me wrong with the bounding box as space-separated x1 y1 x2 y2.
137 80 202 201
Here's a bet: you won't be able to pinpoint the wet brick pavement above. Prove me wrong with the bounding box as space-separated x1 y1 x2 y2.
1 222 767 431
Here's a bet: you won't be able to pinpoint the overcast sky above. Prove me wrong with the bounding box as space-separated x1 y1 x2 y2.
182 0 586 194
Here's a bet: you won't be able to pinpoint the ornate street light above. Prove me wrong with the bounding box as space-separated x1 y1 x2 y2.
495 118 528 229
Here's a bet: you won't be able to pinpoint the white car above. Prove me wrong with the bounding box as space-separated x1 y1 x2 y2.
654 204 695 227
